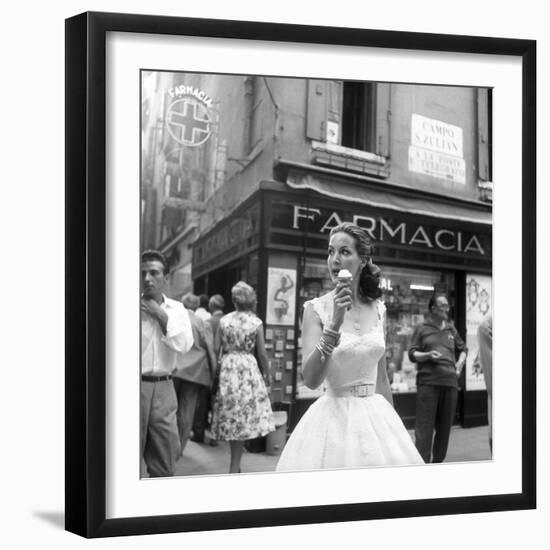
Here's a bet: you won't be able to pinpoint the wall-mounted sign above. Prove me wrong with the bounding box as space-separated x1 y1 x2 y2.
288 204 488 256
411 113 464 157
168 85 213 106
465 274 492 391
408 113 466 184
165 86 213 147
326 120 339 144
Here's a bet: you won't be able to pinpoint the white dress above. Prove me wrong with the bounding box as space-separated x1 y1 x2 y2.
276 292 423 471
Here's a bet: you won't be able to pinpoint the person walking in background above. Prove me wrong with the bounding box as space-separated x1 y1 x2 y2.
478 314 493 451
409 294 467 463
172 293 217 453
195 294 211 322
140 250 193 477
207 294 225 334
276 223 422 472
210 282 274 473
192 294 226 444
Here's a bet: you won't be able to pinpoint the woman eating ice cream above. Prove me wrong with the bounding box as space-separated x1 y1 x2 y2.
276 222 423 471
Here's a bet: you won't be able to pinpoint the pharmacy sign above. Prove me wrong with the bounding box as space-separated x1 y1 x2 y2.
165 87 213 147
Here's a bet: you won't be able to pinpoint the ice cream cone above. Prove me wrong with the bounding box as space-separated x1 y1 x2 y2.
337 269 353 310
337 268 353 284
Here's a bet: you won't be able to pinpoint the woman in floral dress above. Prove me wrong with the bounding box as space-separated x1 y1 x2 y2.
210 281 275 473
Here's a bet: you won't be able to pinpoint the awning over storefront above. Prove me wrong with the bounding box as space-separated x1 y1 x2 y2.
286 169 492 226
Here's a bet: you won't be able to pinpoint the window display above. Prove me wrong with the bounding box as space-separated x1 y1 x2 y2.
297 257 333 398
381 266 455 393
465 273 492 391
297 257 455 396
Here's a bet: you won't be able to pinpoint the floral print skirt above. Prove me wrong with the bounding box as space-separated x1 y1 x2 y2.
210 352 274 441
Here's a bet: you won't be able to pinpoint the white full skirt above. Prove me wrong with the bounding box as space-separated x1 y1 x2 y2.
276 394 424 472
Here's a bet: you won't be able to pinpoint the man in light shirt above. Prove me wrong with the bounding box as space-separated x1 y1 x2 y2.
477 314 492 452
141 250 193 477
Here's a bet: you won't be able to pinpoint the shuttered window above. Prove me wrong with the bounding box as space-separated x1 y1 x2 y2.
375 83 391 158
306 79 391 159
306 79 328 141
477 88 493 182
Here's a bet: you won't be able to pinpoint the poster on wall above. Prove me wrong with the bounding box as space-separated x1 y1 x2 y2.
465 274 492 390
266 267 296 326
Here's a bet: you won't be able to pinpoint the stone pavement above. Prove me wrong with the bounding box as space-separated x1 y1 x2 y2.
174 424 491 477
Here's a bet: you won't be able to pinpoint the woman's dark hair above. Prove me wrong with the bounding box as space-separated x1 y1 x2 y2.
199 294 209 309
329 222 382 302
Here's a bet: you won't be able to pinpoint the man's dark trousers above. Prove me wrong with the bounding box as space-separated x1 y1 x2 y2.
415 384 458 463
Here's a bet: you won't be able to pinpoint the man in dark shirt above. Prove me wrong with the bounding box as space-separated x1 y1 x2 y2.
173 293 217 453
192 294 225 445
409 294 467 463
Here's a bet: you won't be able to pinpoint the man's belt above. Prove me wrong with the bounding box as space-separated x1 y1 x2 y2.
141 373 172 382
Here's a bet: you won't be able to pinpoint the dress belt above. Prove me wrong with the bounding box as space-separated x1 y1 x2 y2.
142 373 172 382
328 383 376 398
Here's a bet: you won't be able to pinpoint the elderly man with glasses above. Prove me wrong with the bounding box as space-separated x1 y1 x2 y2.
408 293 467 463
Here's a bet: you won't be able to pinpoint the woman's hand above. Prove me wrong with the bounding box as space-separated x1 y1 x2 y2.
330 282 352 330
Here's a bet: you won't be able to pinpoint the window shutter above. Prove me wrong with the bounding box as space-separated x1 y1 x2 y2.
477 88 490 181
375 83 391 158
306 79 327 141
327 80 342 143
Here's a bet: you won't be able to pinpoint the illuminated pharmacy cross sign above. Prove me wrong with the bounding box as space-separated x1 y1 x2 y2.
166 98 211 147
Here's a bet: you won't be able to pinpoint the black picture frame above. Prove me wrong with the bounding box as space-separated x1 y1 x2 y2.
65 11 536 538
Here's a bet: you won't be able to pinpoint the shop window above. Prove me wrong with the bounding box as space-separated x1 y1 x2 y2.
464 273 492 391
296 257 334 399
299 256 333 311
297 259 457 396
381 266 455 393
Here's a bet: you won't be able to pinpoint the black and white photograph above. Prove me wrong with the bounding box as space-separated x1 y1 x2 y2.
58 6 538 541
3 0 546 547
139 70 494 479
